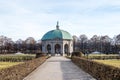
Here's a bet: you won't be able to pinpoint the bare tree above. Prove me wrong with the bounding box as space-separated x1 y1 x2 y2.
15 39 24 52
113 34 120 54
0 36 14 54
72 35 79 51
25 37 36 53
90 35 100 51
79 34 88 53
100 35 112 54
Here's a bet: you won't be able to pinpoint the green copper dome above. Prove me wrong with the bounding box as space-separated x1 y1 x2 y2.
41 22 72 40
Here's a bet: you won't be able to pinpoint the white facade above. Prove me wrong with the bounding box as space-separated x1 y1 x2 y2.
42 39 73 56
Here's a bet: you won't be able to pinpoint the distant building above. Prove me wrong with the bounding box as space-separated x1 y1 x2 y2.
41 22 73 56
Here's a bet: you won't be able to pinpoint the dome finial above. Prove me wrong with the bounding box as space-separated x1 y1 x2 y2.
56 21 59 30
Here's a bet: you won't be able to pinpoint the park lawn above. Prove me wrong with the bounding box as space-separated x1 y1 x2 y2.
0 54 36 62
0 62 23 69
88 54 119 56
94 60 120 68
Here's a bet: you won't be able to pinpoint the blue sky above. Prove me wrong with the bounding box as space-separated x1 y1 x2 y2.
0 0 120 41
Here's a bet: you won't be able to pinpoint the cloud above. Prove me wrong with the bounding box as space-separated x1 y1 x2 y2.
0 0 120 41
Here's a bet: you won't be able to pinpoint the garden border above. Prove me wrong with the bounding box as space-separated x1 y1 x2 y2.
0 56 47 80
72 56 120 80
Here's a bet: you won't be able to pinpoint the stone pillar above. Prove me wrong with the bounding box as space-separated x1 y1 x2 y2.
62 43 66 56
69 41 73 56
42 42 46 53
60 44 63 56
51 42 55 56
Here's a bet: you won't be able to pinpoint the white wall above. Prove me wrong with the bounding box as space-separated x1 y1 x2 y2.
42 39 73 56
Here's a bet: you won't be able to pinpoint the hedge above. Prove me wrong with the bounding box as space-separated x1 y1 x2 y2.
71 51 83 57
0 56 47 80
83 56 120 60
72 57 120 80
0 55 35 62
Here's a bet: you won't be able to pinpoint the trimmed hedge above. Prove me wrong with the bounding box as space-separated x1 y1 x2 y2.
72 51 83 57
72 57 120 80
36 52 46 58
0 55 35 62
83 56 120 60
0 56 47 80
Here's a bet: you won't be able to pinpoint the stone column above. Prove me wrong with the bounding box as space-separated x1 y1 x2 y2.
62 42 66 56
42 42 46 53
51 42 55 56
69 41 73 56
60 44 63 56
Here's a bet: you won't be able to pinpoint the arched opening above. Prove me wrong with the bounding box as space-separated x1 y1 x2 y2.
55 44 61 54
64 44 69 55
47 44 51 53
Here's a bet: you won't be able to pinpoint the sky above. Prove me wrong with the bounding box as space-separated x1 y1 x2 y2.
0 0 120 41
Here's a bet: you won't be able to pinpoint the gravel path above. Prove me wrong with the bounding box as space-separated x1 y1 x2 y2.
23 56 96 80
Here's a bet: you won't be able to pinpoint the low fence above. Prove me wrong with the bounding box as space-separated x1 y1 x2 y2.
72 56 120 80
0 56 47 80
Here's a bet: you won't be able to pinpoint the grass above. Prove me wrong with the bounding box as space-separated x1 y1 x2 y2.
0 54 36 62
0 62 23 69
0 54 36 56
94 60 120 68
65 56 71 59
0 54 35 69
83 54 120 59
88 54 119 56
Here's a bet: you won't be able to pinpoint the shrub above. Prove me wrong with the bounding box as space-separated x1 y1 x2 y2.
0 56 47 80
0 55 35 62
36 52 46 58
72 56 120 80
83 56 120 60
71 51 83 57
